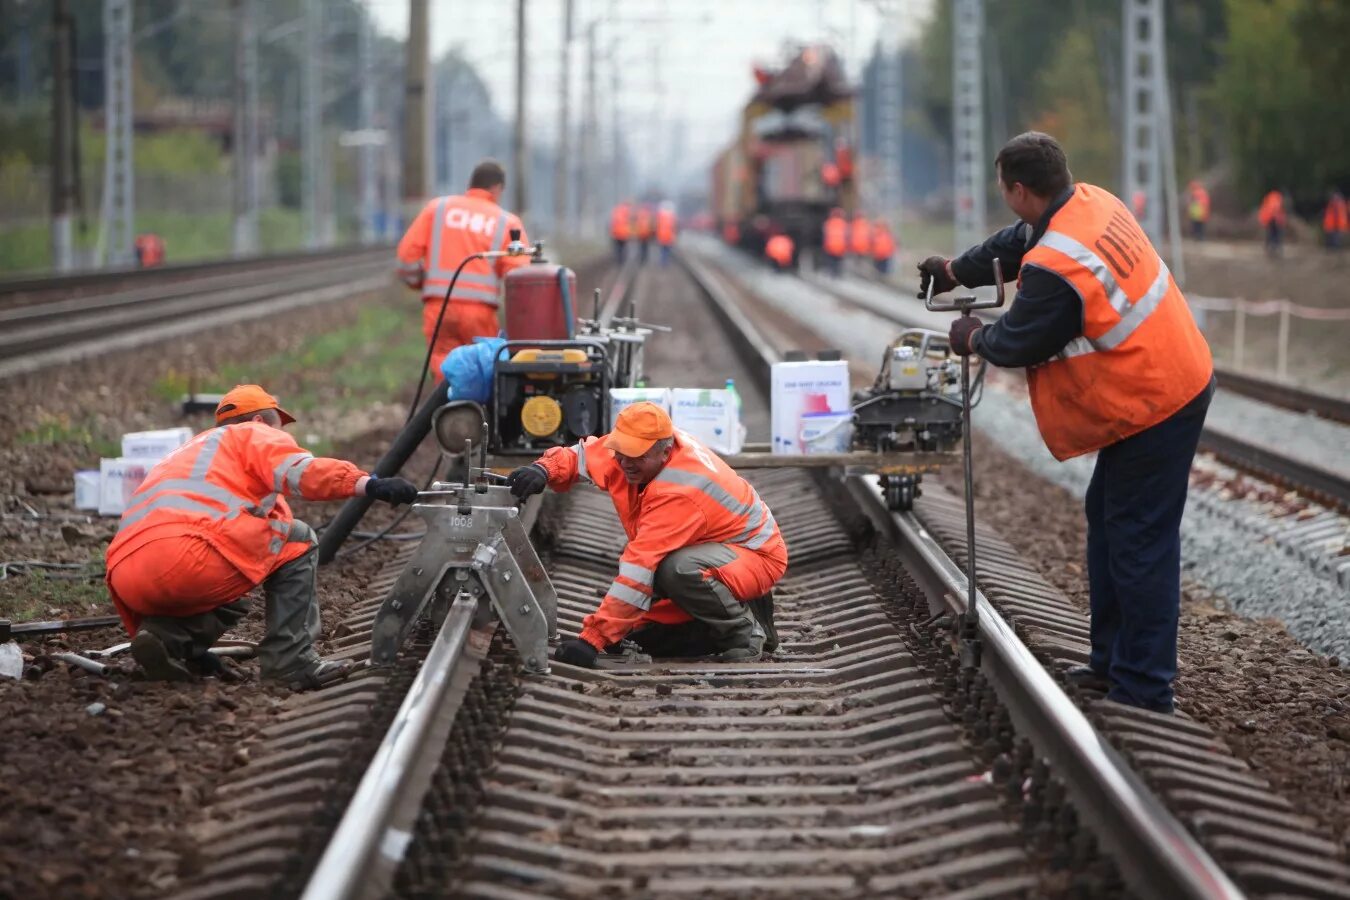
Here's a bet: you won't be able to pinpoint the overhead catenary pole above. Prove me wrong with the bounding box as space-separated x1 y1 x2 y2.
952 0 986 253
50 0 77 272
578 21 598 235
553 0 574 232
358 4 377 243
231 0 259 256
101 0 134 267
301 0 323 248
513 0 529 217
403 0 429 221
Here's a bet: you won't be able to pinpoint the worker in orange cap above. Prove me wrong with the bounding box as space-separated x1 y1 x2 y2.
505 402 787 668
822 208 848 277
105 385 421 689
396 159 530 376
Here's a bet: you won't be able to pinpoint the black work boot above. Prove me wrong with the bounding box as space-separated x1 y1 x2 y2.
748 593 778 653
131 631 194 683
1063 665 1110 693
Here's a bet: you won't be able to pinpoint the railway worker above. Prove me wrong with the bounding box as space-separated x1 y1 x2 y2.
871 218 896 275
505 402 787 668
1258 189 1287 258
610 200 633 265
822 208 848 277
917 132 1214 715
765 232 795 272
134 233 166 268
396 159 530 375
656 203 678 267
104 385 421 689
1321 190 1347 250
635 204 655 265
849 212 872 267
1187 181 1210 241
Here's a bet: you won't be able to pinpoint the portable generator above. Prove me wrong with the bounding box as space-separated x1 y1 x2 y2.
491 340 611 454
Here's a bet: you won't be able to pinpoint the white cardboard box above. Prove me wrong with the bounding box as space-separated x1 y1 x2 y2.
770 360 851 455
74 470 101 511
121 427 193 462
609 387 672 425
98 458 153 517
671 388 743 454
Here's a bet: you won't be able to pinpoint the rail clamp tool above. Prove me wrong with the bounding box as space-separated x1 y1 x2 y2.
924 259 1006 666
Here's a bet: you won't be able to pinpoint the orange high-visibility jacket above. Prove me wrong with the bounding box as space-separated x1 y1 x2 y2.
396 188 528 307
823 215 848 256
871 222 895 261
1020 184 1212 460
105 424 366 630
849 216 872 256
635 206 654 241
766 234 794 267
1258 191 1286 228
536 432 788 649
1187 185 1210 222
656 208 677 246
1323 195 1348 233
610 203 632 241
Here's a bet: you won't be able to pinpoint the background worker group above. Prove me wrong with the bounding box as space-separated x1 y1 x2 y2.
610 201 678 266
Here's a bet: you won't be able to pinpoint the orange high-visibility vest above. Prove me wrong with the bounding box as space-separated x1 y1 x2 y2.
1020 184 1213 460
1323 195 1348 233
105 423 366 628
871 223 895 261
823 215 847 256
765 234 794 267
635 206 654 241
1258 191 1286 227
536 432 788 648
396 188 528 307
1188 185 1210 222
610 203 632 240
849 216 872 256
656 208 677 246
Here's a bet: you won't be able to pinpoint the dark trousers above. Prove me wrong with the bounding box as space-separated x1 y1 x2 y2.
612 238 626 265
1085 379 1213 712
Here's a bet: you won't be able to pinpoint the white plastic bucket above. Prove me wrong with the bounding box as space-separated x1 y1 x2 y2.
799 411 853 455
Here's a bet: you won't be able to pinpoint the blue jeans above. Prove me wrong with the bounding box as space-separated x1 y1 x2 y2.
1085 378 1213 712
613 238 626 266
660 244 672 267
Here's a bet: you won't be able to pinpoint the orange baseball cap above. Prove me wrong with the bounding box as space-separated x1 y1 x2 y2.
604 402 673 457
215 384 296 425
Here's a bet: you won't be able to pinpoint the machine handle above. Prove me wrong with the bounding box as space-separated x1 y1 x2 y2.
924 258 1007 314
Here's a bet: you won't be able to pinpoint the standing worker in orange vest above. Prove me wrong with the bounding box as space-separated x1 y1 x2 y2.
1322 190 1347 250
396 159 530 376
822 208 847 277
610 200 633 265
1258 189 1287 258
918 133 1214 714
870 218 896 275
1186 181 1210 241
134 233 166 268
765 231 795 271
655 203 678 267
849 212 872 270
104 385 421 689
634 204 655 265
504 403 787 667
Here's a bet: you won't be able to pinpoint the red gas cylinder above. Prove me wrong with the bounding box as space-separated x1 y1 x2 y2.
504 263 577 341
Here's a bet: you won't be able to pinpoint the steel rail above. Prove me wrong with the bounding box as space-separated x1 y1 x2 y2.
1213 365 1350 426
678 245 1245 900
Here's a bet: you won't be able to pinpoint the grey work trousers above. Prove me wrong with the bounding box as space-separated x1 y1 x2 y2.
650 543 765 654
140 521 322 678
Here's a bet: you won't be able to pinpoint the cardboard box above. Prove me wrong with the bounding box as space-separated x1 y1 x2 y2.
74 470 101 511
770 360 851 454
609 387 672 425
98 458 153 517
671 388 743 454
121 427 193 462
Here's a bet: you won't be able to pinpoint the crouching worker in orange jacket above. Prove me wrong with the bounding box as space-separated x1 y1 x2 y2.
104 385 420 690
505 402 788 668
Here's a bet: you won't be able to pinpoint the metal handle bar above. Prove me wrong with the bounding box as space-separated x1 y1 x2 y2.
924 258 1008 314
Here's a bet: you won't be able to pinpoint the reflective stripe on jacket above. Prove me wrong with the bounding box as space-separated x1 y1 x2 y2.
656 208 677 246
395 188 529 307
105 423 366 585
823 216 847 256
1021 183 1213 460
536 431 789 647
610 203 632 240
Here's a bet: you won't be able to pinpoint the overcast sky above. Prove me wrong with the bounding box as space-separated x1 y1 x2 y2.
361 0 934 190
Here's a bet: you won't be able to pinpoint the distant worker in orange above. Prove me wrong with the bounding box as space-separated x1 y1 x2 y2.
1131 189 1148 222
610 200 633 265
1258 189 1287 257
1322 190 1347 250
822 208 848 277
504 402 786 667
396 159 529 375
635 204 655 265
655 203 678 267
765 231 795 272
820 161 842 191
1187 181 1210 241
722 220 741 246
134 233 165 268
871 218 896 275
849 212 872 267
105 385 420 689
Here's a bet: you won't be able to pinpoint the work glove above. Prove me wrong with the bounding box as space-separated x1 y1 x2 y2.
917 255 959 299
949 316 983 356
506 464 549 500
554 637 599 668
365 475 420 506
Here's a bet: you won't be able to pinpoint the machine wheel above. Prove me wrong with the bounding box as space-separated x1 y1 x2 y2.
883 474 920 511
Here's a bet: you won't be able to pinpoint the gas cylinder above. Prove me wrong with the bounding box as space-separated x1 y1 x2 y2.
504 263 577 342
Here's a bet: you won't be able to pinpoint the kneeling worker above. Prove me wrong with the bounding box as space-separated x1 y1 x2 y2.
105 385 420 689
506 402 787 668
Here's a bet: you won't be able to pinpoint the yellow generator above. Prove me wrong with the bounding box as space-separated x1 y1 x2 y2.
491 341 611 454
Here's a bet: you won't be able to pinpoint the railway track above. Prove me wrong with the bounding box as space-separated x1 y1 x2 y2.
0 247 392 380
169 255 1348 900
